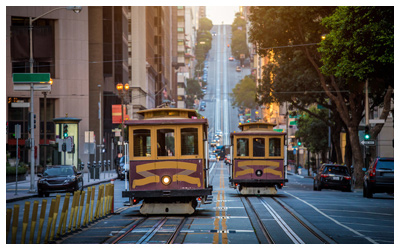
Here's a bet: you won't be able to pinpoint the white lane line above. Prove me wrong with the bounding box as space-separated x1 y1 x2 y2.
284 191 378 244
259 198 304 244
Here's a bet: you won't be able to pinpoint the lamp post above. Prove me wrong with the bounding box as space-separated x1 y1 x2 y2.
116 83 130 155
27 6 82 192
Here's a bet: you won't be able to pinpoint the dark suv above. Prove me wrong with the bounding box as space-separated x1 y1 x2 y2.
314 164 352 192
363 157 394 198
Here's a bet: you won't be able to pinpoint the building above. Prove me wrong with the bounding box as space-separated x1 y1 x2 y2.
6 6 90 167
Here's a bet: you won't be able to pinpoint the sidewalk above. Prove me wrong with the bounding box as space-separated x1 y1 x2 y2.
6 170 118 203
287 165 314 178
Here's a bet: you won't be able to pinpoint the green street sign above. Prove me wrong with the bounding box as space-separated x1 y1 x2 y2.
289 121 297 125
13 73 50 83
273 129 284 132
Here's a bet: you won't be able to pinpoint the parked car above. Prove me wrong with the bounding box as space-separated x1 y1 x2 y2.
118 156 129 180
209 154 217 162
199 105 205 111
229 57 234 61
363 157 394 198
236 66 241 72
313 164 352 192
201 100 206 107
37 165 83 197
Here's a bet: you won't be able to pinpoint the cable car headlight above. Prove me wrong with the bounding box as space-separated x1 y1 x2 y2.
255 170 263 177
161 175 172 186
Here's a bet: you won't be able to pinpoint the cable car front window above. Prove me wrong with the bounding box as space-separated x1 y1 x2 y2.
157 129 175 156
237 138 249 157
134 129 151 157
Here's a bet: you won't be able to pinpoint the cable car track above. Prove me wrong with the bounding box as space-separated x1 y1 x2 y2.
242 195 334 244
109 216 187 244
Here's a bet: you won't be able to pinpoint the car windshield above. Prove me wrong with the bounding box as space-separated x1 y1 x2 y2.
323 166 349 175
43 167 74 177
376 160 394 170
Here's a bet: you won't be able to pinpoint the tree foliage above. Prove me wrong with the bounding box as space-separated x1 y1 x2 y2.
185 78 204 108
248 6 394 187
230 75 258 109
296 107 329 158
199 17 213 31
231 12 249 60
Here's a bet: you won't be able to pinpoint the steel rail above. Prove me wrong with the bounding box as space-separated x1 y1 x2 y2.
272 197 331 244
167 217 188 244
241 196 274 244
110 217 147 244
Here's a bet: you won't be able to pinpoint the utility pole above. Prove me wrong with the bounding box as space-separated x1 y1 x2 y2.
98 84 103 177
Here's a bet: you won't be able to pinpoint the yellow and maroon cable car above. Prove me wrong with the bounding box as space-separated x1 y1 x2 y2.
122 108 212 215
229 122 288 195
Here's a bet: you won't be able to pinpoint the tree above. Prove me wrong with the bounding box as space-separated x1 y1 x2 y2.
199 17 213 31
296 107 329 163
230 75 258 109
185 78 204 108
318 7 394 186
249 6 394 188
231 12 249 60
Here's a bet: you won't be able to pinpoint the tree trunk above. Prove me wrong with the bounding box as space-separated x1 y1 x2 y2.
348 126 364 188
344 131 353 169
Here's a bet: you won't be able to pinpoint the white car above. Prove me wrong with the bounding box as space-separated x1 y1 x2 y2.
209 154 217 162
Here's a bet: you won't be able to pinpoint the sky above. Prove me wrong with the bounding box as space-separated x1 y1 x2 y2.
206 6 240 25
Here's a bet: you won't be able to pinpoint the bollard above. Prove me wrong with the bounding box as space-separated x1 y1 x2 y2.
90 186 95 223
72 191 81 231
83 187 91 227
44 199 56 244
36 199 47 244
111 181 115 214
94 186 100 220
57 193 70 238
6 208 12 241
49 194 61 242
29 201 39 244
77 190 86 229
100 185 105 218
104 184 109 216
68 192 78 233
11 204 20 244
61 193 71 236
21 201 30 243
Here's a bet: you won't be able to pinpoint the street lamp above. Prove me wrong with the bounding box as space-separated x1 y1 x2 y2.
116 83 130 155
28 6 81 192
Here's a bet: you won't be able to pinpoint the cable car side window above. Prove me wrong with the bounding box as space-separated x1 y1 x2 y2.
269 138 281 157
253 138 265 157
181 128 198 155
237 138 249 157
133 129 151 157
157 129 175 156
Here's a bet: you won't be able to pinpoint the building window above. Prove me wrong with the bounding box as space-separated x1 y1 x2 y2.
177 6 184 10
181 128 198 155
10 17 55 77
177 27 184 33
237 138 249 157
253 138 265 157
134 129 151 157
157 129 175 156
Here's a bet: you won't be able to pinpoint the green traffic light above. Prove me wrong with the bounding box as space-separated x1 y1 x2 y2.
64 132 68 138
364 134 370 140
298 141 301 146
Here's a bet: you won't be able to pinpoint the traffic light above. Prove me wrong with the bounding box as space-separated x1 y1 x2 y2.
33 114 36 129
297 141 302 146
364 126 370 140
28 113 36 132
63 124 69 138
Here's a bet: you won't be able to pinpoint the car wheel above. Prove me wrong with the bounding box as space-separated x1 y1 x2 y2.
80 179 84 191
38 190 44 197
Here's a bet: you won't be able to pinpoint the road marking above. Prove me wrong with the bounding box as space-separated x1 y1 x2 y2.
284 191 378 244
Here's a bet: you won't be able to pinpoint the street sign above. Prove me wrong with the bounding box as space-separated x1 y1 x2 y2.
13 84 51 92
11 102 30 108
13 73 50 83
369 119 385 124
361 140 375 146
